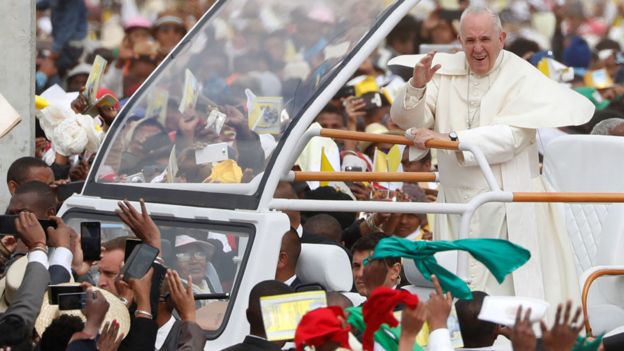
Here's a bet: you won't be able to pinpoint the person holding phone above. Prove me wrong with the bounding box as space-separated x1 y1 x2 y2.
390 6 593 305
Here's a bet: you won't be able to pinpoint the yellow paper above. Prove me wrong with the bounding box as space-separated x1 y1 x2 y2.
320 147 334 187
373 148 388 173
354 75 379 97
260 290 327 341
387 145 401 172
584 68 614 90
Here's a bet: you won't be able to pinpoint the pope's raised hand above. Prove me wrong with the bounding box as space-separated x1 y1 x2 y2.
411 51 441 89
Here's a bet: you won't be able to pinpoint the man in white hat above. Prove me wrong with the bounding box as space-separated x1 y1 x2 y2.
390 6 594 305
174 235 222 294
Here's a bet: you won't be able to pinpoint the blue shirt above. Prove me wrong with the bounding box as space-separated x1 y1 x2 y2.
37 0 87 52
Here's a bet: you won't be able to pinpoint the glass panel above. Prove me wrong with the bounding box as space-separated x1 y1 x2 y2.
95 0 396 192
64 211 253 333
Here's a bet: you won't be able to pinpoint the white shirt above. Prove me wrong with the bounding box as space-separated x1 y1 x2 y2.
48 247 73 276
155 316 176 350
284 274 297 286
427 328 454 351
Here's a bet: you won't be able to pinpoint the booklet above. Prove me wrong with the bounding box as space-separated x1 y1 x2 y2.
0 93 21 138
260 290 327 341
145 88 169 125
248 96 282 134
178 69 200 114
84 55 107 105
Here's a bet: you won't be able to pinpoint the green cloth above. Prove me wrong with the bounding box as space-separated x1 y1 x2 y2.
346 306 424 351
366 237 530 299
572 335 603 351
575 87 610 111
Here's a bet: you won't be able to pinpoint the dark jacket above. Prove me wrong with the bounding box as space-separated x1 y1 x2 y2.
221 335 282 351
159 320 206 351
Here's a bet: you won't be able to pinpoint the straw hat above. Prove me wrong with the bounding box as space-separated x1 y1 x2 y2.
34 284 130 338
0 255 29 312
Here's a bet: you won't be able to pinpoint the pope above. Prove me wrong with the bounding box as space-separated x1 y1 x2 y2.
389 6 594 305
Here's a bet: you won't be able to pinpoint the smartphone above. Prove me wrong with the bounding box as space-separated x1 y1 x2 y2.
121 243 159 282
334 85 355 99
361 92 383 110
124 238 142 261
344 166 363 172
49 285 85 305
0 215 56 235
58 292 86 310
80 222 101 261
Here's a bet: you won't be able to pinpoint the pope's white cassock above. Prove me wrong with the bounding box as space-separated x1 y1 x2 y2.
389 50 594 306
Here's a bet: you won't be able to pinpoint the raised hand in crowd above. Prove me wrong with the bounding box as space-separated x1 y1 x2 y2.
46 216 72 249
399 302 427 351
349 182 372 201
127 268 154 319
116 199 162 251
540 301 584 351
426 275 453 331
15 211 47 251
224 104 258 141
411 50 441 89
343 96 366 130
69 159 90 181
97 320 124 351
511 306 537 351
69 228 91 276
80 289 110 339
70 88 89 114
166 270 196 322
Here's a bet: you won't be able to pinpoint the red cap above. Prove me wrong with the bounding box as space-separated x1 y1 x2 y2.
362 288 419 351
295 306 351 351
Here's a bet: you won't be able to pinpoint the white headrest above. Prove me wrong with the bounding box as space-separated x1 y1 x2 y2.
403 251 457 287
296 243 352 291
544 135 624 192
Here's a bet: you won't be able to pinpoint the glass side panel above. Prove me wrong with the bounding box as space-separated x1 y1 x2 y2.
94 0 396 193
64 211 253 334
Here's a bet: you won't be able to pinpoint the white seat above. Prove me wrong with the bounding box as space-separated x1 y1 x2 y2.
402 251 458 301
543 135 624 335
296 243 353 292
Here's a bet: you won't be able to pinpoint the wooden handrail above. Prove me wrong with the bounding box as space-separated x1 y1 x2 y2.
293 171 437 182
513 192 624 203
581 268 624 336
319 129 460 150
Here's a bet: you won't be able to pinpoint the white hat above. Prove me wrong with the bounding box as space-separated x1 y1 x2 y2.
66 63 92 79
174 235 216 259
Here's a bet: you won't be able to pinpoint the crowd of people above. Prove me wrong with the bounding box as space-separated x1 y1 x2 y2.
2 0 624 350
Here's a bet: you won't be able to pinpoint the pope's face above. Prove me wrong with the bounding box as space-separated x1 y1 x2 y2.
459 13 506 76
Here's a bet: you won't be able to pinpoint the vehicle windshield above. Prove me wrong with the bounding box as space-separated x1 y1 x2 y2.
64 212 253 334
93 0 395 193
